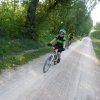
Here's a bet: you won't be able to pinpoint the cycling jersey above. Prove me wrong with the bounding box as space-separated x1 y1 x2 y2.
55 35 66 47
52 35 66 52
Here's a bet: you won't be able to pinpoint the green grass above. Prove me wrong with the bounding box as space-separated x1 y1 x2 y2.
0 33 55 70
92 38 100 62
0 47 50 70
0 38 43 57
90 31 100 63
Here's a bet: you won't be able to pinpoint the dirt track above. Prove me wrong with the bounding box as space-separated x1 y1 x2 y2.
0 37 100 100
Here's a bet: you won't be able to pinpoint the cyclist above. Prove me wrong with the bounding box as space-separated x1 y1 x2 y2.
66 32 74 48
48 29 66 63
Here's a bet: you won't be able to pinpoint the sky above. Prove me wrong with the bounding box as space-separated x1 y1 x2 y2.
39 0 45 3
91 1 100 25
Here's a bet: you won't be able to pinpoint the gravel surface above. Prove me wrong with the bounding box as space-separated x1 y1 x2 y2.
0 37 100 100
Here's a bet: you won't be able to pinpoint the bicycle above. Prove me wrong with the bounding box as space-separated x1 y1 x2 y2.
43 44 58 73
66 39 72 49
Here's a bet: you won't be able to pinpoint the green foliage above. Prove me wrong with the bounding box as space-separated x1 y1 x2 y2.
90 23 100 62
92 39 100 63
91 31 100 39
0 38 43 57
0 1 26 39
0 0 96 69
0 47 50 70
91 23 100 39
94 22 100 31
35 0 93 37
0 0 93 39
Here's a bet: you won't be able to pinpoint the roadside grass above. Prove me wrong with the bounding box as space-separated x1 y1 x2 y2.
0 27 82 70
0 33 56 70
0 38 43 57
0 47 50 70
92 38 100 63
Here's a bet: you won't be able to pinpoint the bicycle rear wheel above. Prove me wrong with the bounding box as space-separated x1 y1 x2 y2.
43 55 53 73
66 40 71 49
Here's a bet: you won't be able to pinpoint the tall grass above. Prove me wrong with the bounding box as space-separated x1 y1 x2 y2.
0 38 43 57
0 33 55 70
90 31 100 63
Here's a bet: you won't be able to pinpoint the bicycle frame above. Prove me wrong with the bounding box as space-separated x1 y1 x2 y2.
43 49 58 73
49 49 58 63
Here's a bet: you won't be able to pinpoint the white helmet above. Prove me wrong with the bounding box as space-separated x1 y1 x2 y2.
59 29 66 34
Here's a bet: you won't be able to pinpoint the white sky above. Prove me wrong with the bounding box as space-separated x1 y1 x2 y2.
39 0 45 3
91 1 100 25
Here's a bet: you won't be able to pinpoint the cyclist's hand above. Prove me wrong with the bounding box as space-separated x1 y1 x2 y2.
47 43 52 46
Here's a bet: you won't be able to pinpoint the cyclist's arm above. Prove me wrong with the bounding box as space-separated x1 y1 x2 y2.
50 38 56 44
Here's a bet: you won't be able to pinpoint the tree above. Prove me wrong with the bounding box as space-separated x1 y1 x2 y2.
24 0 39 39
94 23 100 31
91 23 100 39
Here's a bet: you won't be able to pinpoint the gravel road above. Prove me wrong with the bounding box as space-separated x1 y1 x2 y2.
0 37 100 100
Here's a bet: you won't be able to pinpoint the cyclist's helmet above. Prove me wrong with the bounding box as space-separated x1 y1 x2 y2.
59 29 66 34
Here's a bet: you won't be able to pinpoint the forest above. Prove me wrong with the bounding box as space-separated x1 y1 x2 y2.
0 0 98 69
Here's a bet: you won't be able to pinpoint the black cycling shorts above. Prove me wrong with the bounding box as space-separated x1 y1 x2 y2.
54 44 63 53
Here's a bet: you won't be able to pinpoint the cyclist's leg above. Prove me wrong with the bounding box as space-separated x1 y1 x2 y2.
57 52 61 63
57 52 61 59
57 48 63 63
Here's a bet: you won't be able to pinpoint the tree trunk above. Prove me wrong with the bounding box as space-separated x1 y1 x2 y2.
23 0 39 39
26 0 39 26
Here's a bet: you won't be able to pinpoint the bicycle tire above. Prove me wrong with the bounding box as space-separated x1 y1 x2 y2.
43 55 53 73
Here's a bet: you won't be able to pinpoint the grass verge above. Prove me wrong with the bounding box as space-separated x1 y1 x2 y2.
0 47 50 70
92 38 100 64
0 33 56 70
0 38 43 57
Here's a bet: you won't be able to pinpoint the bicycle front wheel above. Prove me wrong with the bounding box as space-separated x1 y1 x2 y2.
43 55 53 73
